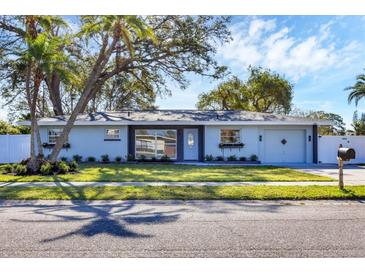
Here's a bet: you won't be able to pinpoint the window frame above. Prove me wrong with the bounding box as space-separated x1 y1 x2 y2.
48 128 64 145
220 129 241 144
104 129 121 141
135 129 177 160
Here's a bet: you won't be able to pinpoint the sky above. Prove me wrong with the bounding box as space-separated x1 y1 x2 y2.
1 15 365 129
156 15 365 129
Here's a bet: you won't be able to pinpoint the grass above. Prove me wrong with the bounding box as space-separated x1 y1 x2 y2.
0 185 363 200
0 163 334 182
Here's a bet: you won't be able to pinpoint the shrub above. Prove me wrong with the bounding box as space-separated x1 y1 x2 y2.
87 156 96 162
250 154 258 161
73 154 82 163
205 154 214 161
227 155 237 161
68 160 78 172
138 155 146 161
127 154 135 161
60 157 68 162
215 156 224 161
239 156 247 161
115 156 122 162
151 156 157 161
57 161 69 174
101 154 110 163
40 162 53 176
14 164 27 176
2 164 14 174
160 155 171 162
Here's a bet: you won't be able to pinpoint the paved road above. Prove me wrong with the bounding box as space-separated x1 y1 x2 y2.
1 200 365 257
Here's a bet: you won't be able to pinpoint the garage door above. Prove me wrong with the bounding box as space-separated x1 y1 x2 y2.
263 129 306 163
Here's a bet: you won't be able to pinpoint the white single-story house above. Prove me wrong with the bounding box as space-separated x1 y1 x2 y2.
20 110 331 164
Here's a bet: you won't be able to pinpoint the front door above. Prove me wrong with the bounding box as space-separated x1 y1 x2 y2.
183 128 199 160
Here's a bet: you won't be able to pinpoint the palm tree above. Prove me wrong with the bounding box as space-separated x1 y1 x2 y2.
48 16 156 162
22 16 71 171
346 70 365 106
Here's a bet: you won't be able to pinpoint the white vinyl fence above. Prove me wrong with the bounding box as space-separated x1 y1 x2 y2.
0 135 30 164
318 136 365 164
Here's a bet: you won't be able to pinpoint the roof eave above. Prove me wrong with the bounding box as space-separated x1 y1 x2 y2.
20 120 332 126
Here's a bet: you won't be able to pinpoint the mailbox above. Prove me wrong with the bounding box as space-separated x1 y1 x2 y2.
337 147 356 161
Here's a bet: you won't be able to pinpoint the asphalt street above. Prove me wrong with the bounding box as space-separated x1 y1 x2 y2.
0 200 365 257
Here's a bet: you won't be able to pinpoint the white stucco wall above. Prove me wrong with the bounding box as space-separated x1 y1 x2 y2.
39 125 128 161
204 125 314 163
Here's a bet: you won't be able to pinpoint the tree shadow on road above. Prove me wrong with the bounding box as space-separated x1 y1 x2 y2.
3 183 184 243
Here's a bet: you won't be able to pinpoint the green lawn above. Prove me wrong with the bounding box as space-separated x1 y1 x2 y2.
0 185 363 200
0 163 334 182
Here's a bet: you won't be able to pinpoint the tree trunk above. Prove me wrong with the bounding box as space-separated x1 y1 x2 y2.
49 33 119 162
46 72 64 116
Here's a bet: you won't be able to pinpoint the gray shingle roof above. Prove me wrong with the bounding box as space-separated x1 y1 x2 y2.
21 110 331 126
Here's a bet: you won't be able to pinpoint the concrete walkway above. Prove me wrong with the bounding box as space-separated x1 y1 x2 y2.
0 180 359 187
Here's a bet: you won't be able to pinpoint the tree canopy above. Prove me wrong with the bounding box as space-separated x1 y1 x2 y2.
346 70 365 107
197 66 293 114
0 15 232 162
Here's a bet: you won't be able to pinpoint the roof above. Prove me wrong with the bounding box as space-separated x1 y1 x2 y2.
18 110 332 126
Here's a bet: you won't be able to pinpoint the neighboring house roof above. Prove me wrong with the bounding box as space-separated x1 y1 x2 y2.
18 110 332 126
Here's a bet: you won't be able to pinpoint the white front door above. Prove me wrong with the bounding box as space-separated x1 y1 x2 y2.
263 129 306 163
184 128 199 160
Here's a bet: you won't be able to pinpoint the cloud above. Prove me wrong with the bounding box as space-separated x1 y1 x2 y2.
218 17 362 81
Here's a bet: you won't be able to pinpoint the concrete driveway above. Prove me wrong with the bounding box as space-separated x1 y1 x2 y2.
286 164 365 185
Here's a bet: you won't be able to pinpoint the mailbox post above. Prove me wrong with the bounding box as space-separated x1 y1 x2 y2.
337 147 356 190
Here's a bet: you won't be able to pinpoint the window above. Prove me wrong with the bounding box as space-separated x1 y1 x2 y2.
187 132 194 148
135 129 177 159
105 129 120 140
48 128 63 144
220 129 240 144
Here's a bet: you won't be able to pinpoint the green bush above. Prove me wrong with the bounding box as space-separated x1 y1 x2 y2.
57 161 69 174
73 154 82 163
138 155 146 161
115 156 122 162
239 156 247 161
14 164 28 176
227 155 237 161
127 154 135 161
68 160 78 172
250 154 258 161
2 164 14 174
101 154 109 163
151 156 157 161
60 157 68 162
40 162 53 175
160 155 171 162
87 156 96 162
205 154 214 161
215 156 224 161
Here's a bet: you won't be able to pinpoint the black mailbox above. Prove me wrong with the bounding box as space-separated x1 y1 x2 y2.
337 147 356 161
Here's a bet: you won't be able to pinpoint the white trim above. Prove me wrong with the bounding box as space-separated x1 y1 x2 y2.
19 120 332 126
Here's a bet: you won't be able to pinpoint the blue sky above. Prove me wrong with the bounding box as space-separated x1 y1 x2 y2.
156 16 365 129
1 15 365 128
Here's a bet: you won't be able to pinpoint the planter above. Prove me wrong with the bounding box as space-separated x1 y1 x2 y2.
219 143 244 149
42 142 70 149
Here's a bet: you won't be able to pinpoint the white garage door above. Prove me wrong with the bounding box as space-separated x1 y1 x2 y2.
263 129 306 163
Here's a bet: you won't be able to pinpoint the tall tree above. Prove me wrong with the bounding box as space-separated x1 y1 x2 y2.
352 111 365 135
0 16 71 171
197 66 293 114
346 70 365 106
